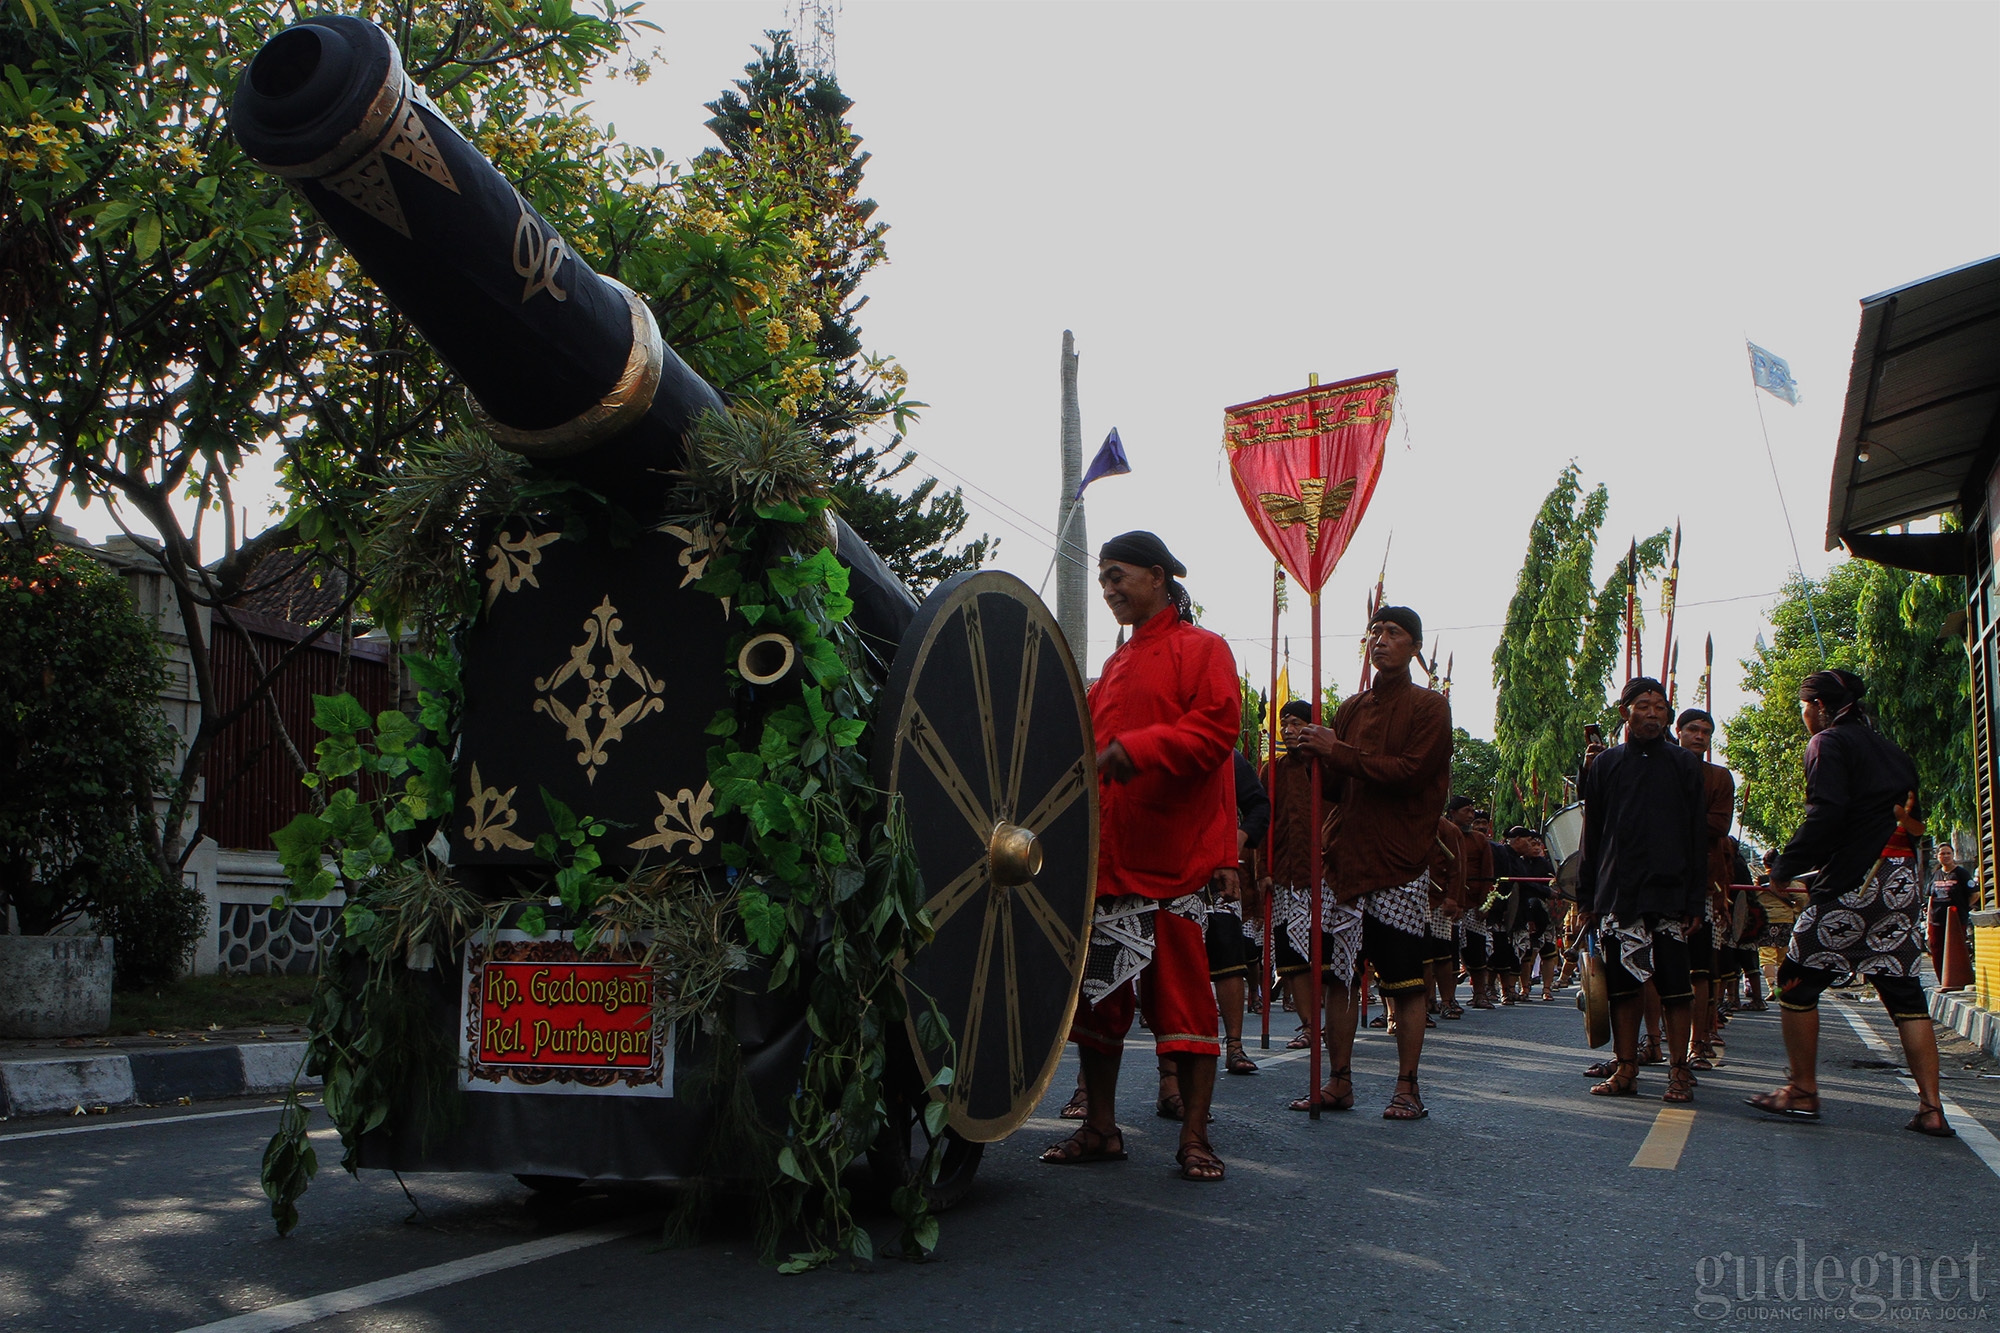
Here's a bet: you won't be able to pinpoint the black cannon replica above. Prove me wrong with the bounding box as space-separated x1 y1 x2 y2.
231 15 1096 1202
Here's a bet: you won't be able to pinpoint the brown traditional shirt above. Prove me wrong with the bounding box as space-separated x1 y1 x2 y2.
1429 817 1466 909
1700 761 1735 914
1257 750 1321 887
1460 829 1496 909
1320 668 1454 902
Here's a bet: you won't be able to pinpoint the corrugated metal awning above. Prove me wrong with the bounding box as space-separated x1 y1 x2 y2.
1825 254 2000 553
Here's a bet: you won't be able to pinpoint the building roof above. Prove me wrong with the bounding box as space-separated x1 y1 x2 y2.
1824 255 2000 561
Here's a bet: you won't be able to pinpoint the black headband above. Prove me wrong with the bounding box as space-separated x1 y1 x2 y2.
1620 676 1667 707
1676 708 1714 730
1505 825 1534 840
1370 604 1422 643
1800 669 1865 710
1279 700 1312 722
1098 530 1186 578
1448 795 1475 812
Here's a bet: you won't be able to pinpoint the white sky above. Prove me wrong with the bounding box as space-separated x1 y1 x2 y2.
61 0 2000 750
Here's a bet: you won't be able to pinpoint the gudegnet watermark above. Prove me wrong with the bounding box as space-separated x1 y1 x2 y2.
1694 1243 1992 1322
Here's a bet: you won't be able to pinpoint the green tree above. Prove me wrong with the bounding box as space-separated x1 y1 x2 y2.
689 31 989 589
0 530 199 982
1491 463 1668 825
1724 560 1970 847
1451 728 1502 807
1 0 644 869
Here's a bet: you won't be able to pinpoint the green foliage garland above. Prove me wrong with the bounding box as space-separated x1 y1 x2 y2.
679 405 949 1269
261 408 951 1266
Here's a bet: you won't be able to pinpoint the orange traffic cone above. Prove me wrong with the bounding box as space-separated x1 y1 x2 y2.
1941 906 1974 992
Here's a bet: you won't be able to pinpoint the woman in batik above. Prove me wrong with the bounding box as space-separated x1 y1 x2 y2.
1749 669 1953 1136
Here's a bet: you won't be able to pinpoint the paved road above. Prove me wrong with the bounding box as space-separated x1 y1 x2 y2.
6 990 1999 1332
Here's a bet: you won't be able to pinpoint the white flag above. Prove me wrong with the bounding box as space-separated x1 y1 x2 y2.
1748 342 1800 406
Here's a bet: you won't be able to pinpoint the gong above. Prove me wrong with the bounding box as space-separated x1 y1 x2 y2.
1579 935 1611 1049
874 571 1097 1142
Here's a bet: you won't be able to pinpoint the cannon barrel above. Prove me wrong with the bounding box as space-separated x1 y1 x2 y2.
230 15 715 476
231 15 916 641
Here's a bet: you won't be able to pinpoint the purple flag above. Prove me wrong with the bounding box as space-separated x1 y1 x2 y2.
1076 427 1130 499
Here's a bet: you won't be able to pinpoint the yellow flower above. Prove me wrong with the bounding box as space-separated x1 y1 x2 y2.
282 269 333 306
763 319 791 353
795 308 822 336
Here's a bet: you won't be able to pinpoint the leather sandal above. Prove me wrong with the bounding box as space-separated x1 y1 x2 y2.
1589 1060 1639 1097
1288 1065 1353 1112
1906 1103 1956 1138
1663 1061 1696 1103
1225 1043 1259 1076
1746 1084 1821 1121
1176 1140 1225 1182
1383 1071 1428 1120
1636 1036 1664 1065
1583 1058 1620 1078
1041 1123 1127 1164
1059 1085 1089 1120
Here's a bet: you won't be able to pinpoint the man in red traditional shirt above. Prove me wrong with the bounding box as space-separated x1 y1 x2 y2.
1041 531 1240 1182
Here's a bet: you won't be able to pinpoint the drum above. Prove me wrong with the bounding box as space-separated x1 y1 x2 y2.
1542 802 1584 865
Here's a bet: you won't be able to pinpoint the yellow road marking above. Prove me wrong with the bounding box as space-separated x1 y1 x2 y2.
1630 1106 1695 1169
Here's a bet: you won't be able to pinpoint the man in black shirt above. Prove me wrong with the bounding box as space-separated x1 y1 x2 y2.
1578 677 1708 1103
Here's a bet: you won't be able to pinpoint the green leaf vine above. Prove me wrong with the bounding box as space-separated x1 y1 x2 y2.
679 405 950 1269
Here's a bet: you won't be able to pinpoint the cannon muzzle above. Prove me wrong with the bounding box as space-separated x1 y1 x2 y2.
230 14 719 484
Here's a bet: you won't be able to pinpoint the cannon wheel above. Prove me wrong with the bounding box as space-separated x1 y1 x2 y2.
874 570 1097 1143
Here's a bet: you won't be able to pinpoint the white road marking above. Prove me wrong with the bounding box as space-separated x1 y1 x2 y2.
1830 997 2000 1183
174 1222 647 1333
0 1101 306 1144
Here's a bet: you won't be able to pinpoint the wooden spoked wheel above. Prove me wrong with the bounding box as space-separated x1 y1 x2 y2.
874 571 1097 1142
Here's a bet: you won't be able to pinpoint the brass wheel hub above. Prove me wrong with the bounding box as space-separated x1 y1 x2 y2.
988 821 1043 887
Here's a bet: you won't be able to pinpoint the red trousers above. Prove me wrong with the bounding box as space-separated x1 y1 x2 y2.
1070 905 1220 1057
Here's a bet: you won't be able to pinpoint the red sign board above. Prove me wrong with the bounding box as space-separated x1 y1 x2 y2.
475 960 656 1070
459 934 672 1096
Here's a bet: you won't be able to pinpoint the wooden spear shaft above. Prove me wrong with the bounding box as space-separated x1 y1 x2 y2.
1264 562 1280 1050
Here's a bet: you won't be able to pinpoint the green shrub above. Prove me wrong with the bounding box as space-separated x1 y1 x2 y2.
0 529 196 982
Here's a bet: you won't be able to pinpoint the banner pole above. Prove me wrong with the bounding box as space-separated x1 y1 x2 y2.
1308 589 1324 1121
1263 562 1281 1049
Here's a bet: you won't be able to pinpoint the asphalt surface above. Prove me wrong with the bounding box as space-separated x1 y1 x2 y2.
6 989 2000 1333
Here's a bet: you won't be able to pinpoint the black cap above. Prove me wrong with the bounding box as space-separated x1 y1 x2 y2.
1098 530 1186 577
1370 605 1422 642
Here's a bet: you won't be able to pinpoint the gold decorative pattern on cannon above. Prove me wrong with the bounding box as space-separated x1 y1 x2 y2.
463 763 535 850
630 783 717 854
659 521 731 616
1258 477 1357 553
483 527 562 608
533 597 665 782
512 193 569 303
318 85 459 239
